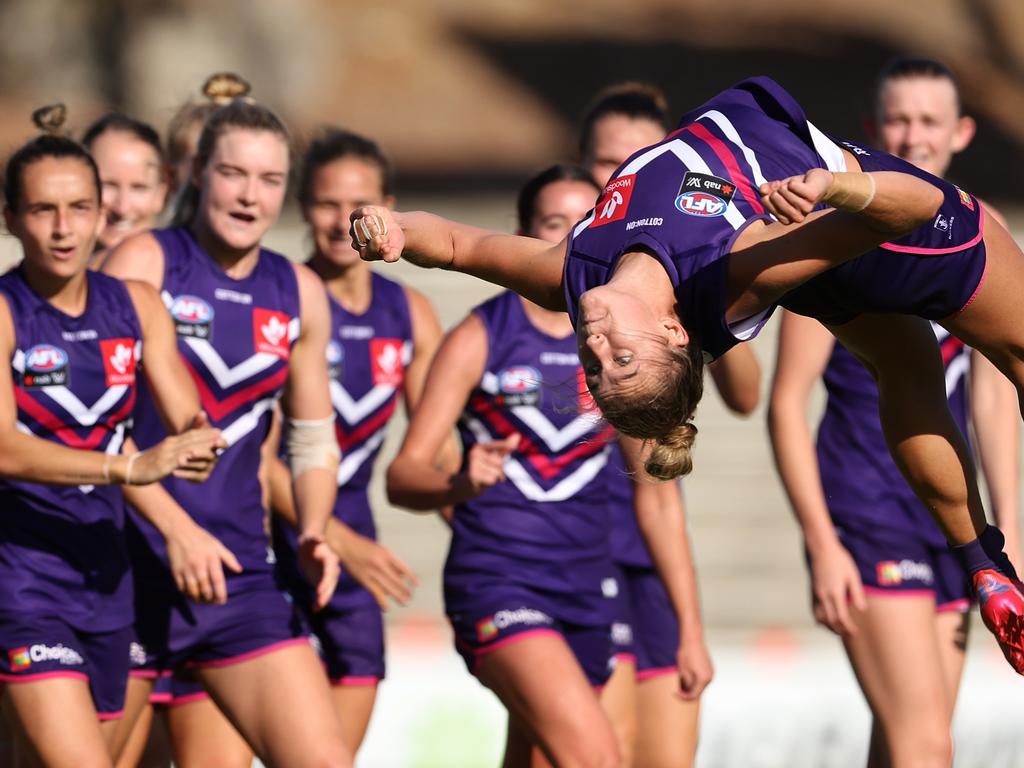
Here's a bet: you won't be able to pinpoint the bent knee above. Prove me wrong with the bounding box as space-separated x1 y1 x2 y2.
888 725 952 768
558 732 621 768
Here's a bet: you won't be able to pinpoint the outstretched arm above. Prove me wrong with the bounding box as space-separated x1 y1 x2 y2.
350 207 567 311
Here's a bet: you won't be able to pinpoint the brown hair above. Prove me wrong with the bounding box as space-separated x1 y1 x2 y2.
170 78 289 227
578 82 670 160
595 341 704 480
166 73 252 170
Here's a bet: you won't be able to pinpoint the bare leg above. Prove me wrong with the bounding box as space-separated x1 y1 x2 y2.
599 659 637 768
111 677 156 767
633 671 700 768
329 683 378 755
164 696 253 768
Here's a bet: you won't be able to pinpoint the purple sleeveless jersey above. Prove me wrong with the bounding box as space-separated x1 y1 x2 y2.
128 228 299 592
444 292 616 624
0 269 140 631
819 329 971 546
564 77 987 361
274 272 413 610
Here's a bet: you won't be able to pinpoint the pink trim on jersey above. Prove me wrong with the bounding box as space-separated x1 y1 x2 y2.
129 669 164 680
472 628 561 662
937 597 971 614
166 691 210 708
184 358 289 422
684 123 765 215
0 670 89 684
863 586 936 599
97 709 125 721
14 387 136 450
337 399 397 451
332 675 380 687
636 665 677 683
614 652 637 665
880 201 985 256
186 637 309 670
149 691 173 705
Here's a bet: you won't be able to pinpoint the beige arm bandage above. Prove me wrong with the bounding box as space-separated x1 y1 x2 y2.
823 172 876 213
286 416 341 479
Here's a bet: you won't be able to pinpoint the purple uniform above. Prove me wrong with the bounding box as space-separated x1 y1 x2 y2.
445 291 618 686
819 331 973 609
128 228 307 674
564 77 986 361
0 268 140 717
274 272 412 683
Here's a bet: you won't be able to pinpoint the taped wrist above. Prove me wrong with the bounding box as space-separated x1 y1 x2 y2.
286 416 340 479
823 172 876 212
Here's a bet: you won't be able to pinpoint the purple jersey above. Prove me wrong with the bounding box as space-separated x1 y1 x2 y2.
818 328 971 545
0 269 140 631
564 77 986 361
129 228 299 590
444 292 616 623
274 272 412 610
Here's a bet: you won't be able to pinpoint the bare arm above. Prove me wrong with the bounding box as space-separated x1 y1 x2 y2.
352 207 567 311
767 310 866 633
707 344 761 415
100 231 166 289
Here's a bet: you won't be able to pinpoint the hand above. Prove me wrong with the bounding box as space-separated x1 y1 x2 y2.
758 168 834 224
808 540 867 635
165 516 243 604
974 569 1024 675
327 522 418 611
675 633 714 700
129 426 226 485
350 206 404 264
298 534 341 611
457 434 520 497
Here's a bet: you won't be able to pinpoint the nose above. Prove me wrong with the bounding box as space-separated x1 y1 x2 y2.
585 331 607 355
53 207 71 239
239 177 258 205
904 119 925 148
103 186 126 218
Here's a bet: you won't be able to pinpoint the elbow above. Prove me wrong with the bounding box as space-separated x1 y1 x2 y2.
723 388 760 416
385 462 430 511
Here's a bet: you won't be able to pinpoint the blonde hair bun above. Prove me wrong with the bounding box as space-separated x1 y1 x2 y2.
31 103 68 135
202 72 252 106
644 422 698 480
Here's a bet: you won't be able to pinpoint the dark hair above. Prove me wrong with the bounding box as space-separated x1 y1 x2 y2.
298 128 393 207
82 112 164 160
875 56 962 115
516 163 599 234
596 340 705 480
171 91 290 227
3 104 100 213
578 82 670 159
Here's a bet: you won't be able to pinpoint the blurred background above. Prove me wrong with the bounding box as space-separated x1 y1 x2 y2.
2 0 1024 765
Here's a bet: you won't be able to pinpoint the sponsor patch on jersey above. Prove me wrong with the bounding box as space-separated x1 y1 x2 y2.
496 365 541 407
23 344 70 388
7 647 30 671
955 186 975 211
100 338 137 386
326 340 344 381
675 172 734 217
169 295 214 340
370 338 404 386
253 308 290 359
876 559 934 586
590 174 636 228
933 213 954 239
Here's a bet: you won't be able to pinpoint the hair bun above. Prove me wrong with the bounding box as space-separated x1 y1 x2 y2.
644 422 698 480
202 72 252 106
31 103 68 135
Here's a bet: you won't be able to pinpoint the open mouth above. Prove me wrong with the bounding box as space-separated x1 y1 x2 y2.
50 246 77 260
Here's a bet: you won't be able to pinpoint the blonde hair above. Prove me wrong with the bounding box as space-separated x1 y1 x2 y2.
166 72 252 169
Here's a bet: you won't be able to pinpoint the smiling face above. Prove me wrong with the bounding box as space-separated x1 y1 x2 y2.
526 179 597 243
873 75 973 178
583 114 666 187
3 156 102 280
304 156 391 268
90 129 167 250
194 128 289 252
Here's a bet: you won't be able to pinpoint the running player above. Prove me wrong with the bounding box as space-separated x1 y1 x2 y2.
0 106 222 768
351 75 1024 672
82 113 168 268
102 93 352 767
768 58 1020 768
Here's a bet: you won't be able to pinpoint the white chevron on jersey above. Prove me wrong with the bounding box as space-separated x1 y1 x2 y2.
337 428 387 487
463 415 609 502
219 395 279 446
694 110 769 187
76 423 129 494
932 322 970 397
668 140 747 230
330 341 412 424
13 349 133 427
479 372 603 452
807 121 847 173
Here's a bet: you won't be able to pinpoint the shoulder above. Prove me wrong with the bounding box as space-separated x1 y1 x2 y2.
102 230 166 287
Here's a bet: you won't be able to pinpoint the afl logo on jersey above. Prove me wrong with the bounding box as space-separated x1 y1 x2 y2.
100 338 137 386
496 365 542 407
326 340 343 381
590 174 636 228
23 345 70 388
370 339 404 387
169 295 214 340
675 172 735 218
253 308 291 359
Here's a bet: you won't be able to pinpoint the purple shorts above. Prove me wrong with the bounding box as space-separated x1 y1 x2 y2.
0 614 132 719
448 587 614 688
304 602 384 685
131 580 309 675
836 523 972 612
613 565 680 679
150 670 208 707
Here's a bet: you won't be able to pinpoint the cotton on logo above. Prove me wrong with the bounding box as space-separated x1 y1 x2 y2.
100 338 137 386
590 174 635 227
370 339 404 386
252 308 290 359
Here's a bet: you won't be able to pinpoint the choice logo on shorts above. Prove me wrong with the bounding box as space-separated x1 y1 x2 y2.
876 559 935 586
8 647 30 671
475 608 553 642
7 644 84 671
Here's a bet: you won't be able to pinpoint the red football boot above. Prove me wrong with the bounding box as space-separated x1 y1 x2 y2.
975 569 1024 675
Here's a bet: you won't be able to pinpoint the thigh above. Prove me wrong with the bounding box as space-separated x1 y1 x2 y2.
599 657 637 768
476 631 618 768
330 685 378 756
163 694 253 768
111 677 156 766
635 674 700 768
197 642 350 768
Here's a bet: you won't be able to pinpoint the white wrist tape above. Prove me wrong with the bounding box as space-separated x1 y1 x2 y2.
286 416 341 479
